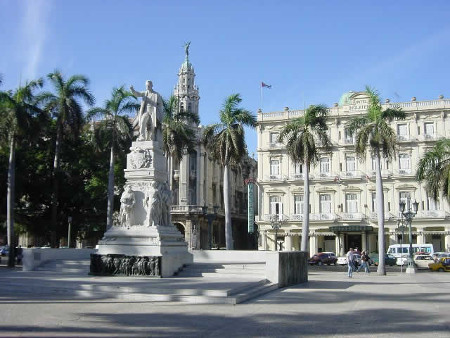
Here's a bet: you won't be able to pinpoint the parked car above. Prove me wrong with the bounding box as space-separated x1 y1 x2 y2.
337 256 348 265
428 257 450 272
413 254 434 269
396 256 408 266
308 252 337 266
371 254 396 266
336 254 361 266
432 252 450 261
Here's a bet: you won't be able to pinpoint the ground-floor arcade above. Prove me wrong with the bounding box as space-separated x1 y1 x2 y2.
257 222 450 256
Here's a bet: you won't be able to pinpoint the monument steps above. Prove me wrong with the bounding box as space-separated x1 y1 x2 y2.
175 262 266 278
12 259 278 304
35 259 90 274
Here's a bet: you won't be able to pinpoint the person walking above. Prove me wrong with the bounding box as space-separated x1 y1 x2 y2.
358 250 370 273
347 248 355 278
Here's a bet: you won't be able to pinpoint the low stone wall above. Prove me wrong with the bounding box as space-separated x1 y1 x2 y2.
192 250 267 263
193 250 308 287
265 251 308 287
22 248 96 271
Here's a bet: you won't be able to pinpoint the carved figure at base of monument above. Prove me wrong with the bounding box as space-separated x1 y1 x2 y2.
119 185 135 227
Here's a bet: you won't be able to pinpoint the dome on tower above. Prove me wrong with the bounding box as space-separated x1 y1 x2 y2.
180 58 193 72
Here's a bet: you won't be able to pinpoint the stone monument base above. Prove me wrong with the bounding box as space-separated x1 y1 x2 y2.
95 225 192 277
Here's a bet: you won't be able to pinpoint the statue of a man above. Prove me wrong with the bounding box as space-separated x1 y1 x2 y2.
130 80 163 142
119 185 135 227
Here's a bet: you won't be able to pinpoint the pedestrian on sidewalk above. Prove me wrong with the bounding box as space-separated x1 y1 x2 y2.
357 250 370 273
347 248 355 278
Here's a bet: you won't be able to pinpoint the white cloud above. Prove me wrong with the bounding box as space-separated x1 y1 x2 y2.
19 0 52 81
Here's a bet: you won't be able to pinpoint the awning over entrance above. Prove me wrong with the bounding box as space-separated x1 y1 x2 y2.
329 225 373 233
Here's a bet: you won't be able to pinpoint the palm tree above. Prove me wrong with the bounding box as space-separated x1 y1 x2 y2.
87 86 138 230
40 70 94 244
416 138 450 202
348 86 405 275
0 78 44 266
162 95 199 183
203 94 256 250
279 105 332 252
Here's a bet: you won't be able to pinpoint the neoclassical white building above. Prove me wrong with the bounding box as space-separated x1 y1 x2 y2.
168 50 257 250
256 92 450 255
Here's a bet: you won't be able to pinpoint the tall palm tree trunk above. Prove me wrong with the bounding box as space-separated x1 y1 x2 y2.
7 135 16 267
375 153 386 275
301 163 310 252
224 164 233 249
51 125 62 246
106 145 115 230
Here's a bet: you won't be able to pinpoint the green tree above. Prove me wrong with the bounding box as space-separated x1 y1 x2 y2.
416 138 450 202
347 86 405 275
0 78 44 266
203 94 256 250
40 70 95 244
162 95 199 182
279 105 332 252
87 86 138 230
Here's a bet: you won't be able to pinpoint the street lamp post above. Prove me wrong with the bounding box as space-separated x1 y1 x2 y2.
397 220 406 273
202 205 218 250
270 214 281 251
399 200 419 274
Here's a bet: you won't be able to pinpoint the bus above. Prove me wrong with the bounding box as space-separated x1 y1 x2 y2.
387 244 434 260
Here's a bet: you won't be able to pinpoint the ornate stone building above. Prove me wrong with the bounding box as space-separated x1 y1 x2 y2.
256 92 450 255
169 50 257 250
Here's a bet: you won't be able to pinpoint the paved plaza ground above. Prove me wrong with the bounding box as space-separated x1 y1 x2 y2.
0 265 449 337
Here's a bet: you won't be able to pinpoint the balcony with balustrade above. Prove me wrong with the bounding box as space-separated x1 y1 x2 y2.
315 172 335 181
310 213 338 222
368 169 393 179
415 210 449 220
269 142 284 149
339 170 364 180
369 212 393 221
171 205 203 215
396 169 413 176
340 212 364 221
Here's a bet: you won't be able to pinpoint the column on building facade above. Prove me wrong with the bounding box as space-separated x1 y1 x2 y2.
197 149 204 206
361 232 367 252
262 231 268 250
336 233 345 256
335 235 340 256
309 233 318 254
389 230 397 246
184 219 194 249
179 154 189 205
445 230 450 251
284 233 293 251
417 229 425 244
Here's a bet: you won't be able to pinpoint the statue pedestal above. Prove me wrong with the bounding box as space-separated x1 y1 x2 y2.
96 225 192 277
92 137 192 277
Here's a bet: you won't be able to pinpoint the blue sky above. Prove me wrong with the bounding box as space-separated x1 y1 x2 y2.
1 0 450 155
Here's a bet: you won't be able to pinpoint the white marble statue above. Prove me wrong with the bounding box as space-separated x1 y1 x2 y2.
145 182 160 227
119 185 135 227
130 80 163 142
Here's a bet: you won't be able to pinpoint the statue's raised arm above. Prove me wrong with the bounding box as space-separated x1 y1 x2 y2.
130 85 144 98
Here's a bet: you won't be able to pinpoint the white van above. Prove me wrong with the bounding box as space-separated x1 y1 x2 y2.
387 244 434 261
